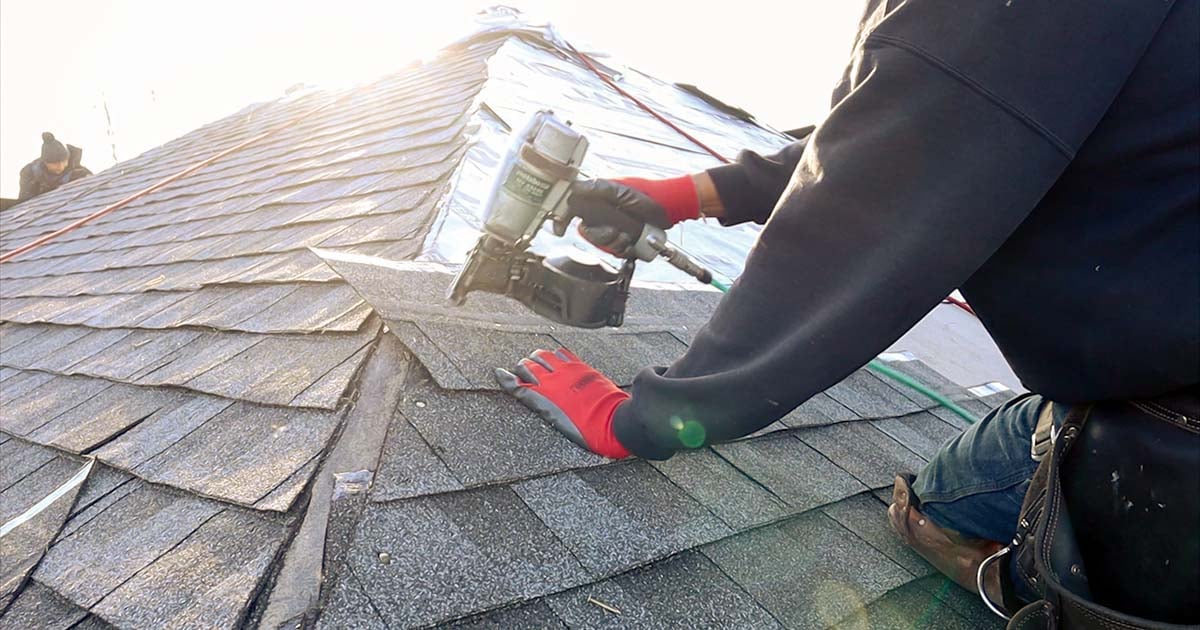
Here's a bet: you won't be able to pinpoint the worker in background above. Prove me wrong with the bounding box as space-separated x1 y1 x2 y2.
18 132 92 203
498 0 1197 625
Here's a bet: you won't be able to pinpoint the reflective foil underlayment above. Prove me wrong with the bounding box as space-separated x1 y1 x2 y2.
419 31 796 287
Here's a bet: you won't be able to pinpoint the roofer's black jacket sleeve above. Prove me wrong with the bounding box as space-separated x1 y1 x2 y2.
612 0 1183 460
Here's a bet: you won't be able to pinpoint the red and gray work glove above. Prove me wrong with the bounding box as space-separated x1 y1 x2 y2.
494 348 631 459
568 176 700 256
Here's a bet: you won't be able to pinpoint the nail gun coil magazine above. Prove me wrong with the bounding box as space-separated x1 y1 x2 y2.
450 110 632 328
447 109 713 329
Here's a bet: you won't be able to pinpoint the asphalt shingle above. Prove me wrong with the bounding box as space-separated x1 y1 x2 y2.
27 386 182 453
513 461 730 577
132 401 342 508
829 580 978 630
821 493 935 578
549 330 688 386
0 459 90 607
712 433 866 512
370 414 463 502
89 508 286 628
33 485 222 608
0 582 88 630
397 369 605 486
797 421 928 489
547 551 782 629
703 510 913 630
780 392 861 428
827 369 925 419
872 411 962 461
649 447 789 530
416 322 559 389
323 486 588 628
1 375 113 437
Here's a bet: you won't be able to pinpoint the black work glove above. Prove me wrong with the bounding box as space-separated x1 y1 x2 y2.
567 176 699 255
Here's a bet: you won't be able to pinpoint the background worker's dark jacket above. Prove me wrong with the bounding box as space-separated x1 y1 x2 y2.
614 0 1200 459
18 145 92 202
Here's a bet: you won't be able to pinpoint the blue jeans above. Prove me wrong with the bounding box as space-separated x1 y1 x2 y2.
913 394 1066 543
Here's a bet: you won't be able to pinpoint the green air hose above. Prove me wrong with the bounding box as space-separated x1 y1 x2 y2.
707 279 978 424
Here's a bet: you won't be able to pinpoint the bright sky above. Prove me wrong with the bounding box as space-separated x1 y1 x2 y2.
0 0 865 199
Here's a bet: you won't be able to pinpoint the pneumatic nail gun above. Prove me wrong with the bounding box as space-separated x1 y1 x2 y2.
446 110 715 328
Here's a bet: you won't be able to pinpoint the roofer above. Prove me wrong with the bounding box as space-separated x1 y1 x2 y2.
18 132 92 203
498 1 1198 626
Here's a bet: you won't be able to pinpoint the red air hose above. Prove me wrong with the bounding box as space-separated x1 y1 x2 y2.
567 42 979 319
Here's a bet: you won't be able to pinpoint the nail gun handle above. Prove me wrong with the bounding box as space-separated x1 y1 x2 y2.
637 225 714 285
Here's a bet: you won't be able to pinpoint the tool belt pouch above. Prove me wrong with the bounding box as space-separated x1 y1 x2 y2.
1001 388 1199 629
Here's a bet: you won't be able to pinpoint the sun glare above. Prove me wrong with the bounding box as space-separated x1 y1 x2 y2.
0 0 863 198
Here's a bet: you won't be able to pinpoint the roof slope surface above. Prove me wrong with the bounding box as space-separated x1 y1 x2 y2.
0 19 1007 630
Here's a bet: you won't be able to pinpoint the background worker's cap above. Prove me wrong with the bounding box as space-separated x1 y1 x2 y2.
40 132 69 163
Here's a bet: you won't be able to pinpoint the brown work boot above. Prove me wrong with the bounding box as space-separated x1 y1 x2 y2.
887 474 1005 600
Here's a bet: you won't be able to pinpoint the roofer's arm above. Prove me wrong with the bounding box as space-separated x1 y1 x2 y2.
502 1 1169 459
563 140 807 252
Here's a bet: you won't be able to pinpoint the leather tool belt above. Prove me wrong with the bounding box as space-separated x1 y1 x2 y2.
993 386 1198 629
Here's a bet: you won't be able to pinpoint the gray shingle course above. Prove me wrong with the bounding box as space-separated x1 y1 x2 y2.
290 341 374 407
827 369 925 419
0 326 93 367
89 508 286 629
315 569 388 630
386 320 472 389
0 322 53 353
28 386 182 454
323 486 588 628
912 575 1006 628
133 401 342 508
550 331 687 387
0 371 55 407
872 412 962 461
712 434 867 512
702 510 913 630
0 581 89 630
445 601 568 629
5 326 130 372
1 375 114 437
254 455 321 512
0 455 83 523
398 369 604 486
649 447 789 531
92 395 232 470
547 551 782 630
67 328 203 380
780 392 860 428
821 493 936 578
235 283 368 333
828 580 979 630
416 322 559 389
0 438 58 492
33 485 222 608
131 330 260 384
371 414 463 502
797 421 927 489
0 458 89 607
513 461 731 577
